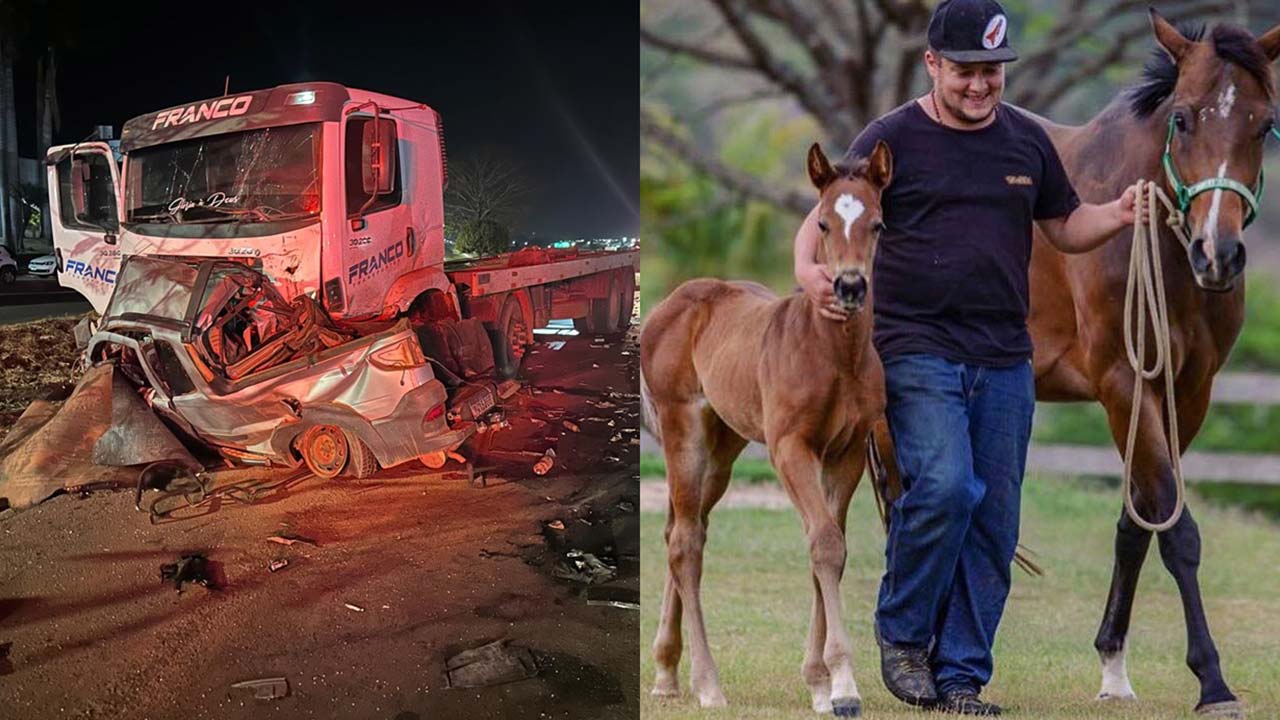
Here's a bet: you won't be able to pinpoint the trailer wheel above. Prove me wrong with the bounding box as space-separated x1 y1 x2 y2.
344 431 379 479
617 271 636 332
575 275 622 336
490 295 526 380
299 425 349 479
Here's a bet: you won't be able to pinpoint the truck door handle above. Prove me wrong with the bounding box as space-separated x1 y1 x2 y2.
406 227 415 256
104 232 117 245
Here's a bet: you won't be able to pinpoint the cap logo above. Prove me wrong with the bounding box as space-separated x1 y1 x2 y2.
982 14 1007 49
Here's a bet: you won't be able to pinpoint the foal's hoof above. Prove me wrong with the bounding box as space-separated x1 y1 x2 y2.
1096 690 1137 701
832 696 862 717
1196 700 1245 718
696 688 728 708
650 685 680 699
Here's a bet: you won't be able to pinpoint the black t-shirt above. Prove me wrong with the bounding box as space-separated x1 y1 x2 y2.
846 101 1080 367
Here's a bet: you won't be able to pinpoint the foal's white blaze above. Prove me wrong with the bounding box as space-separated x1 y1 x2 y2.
1205 161 1229 257
1097 643 1138 700
1217 83 1237 119
834 193 865 242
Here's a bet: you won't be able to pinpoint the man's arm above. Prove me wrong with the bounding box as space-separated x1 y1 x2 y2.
1036 184 1142 254
794 202 849 321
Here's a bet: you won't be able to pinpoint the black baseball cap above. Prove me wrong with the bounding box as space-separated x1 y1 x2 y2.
928 0 1018 64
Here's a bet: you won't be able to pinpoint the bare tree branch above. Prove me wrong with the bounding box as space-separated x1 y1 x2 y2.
640 24 758 72
642 109 811 215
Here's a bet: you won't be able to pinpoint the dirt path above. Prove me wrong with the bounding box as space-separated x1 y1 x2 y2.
0 330 640 720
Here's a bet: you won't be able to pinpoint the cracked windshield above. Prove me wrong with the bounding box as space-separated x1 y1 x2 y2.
125 123 321 224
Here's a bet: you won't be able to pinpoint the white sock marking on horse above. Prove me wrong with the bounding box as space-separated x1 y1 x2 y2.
1097 642 1137 700
834 194 864 242
1205 161 1228 259
1217 83 1237 119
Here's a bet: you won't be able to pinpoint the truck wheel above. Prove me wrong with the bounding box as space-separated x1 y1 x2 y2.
299 425 349 479
0 267 15 284
616 271 636 333
343 431 379 479
490 295 525 380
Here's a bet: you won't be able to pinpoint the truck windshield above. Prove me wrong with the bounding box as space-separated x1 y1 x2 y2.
125 123 320 225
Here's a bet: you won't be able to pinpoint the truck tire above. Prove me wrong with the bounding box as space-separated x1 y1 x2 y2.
298 425 349 479
343 431 379 479
575 275 622 336
617 271 636 332
489 295 525 380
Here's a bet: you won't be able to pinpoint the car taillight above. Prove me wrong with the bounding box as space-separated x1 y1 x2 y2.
369 337 427 370
424 403 445 422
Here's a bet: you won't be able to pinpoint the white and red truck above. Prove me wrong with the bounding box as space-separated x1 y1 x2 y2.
43 82 637 477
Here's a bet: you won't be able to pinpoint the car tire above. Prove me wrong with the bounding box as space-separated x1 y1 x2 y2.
343 431 379 479
298 425 349 479
0 267 15 284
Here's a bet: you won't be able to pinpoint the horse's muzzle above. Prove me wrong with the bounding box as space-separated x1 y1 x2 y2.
833 271 867 311
1188 236 1245 292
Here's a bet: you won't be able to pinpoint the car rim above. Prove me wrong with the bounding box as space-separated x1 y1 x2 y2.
304 426 347 477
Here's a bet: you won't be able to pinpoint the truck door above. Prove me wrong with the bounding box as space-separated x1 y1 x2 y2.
338 113 413 319
46 142 121 314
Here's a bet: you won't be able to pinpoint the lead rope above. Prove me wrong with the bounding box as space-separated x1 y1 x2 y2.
1121 179 1192 532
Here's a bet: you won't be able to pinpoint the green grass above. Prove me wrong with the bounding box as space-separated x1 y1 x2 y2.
1032 402 1280 454
640 475 1280 718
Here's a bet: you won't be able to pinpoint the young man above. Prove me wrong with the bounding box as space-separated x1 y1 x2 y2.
793 0 1142 714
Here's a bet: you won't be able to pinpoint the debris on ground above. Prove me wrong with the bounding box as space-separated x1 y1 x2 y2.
616 500 634 513
552 550 617 585
562 420 579 433
444 640 539 689
546 520 565 531
344 603 365 613
533 449 556 476
545 341 566 351
0 641 12 676
585 586 640 610
268 559 289 573
266 532 318 547
230 677 290 700
159 554 217 592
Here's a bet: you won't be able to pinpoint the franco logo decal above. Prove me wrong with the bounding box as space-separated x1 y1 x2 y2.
151 95 253 130
983 15 1007 50
64 259 117 284
347 239 406 285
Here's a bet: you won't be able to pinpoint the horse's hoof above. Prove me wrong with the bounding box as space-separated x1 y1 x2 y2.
832 696 862 717
696 689 728 708
811 696 834 714
1097 690 1138 701
1196 700 1245 718
650 685 680 699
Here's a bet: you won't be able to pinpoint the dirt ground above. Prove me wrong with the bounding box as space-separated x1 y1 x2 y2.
0 327 640 720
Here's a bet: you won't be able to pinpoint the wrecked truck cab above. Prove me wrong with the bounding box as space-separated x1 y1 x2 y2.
87 255 476 478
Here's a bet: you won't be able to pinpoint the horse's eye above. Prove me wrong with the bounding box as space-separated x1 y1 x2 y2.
817 220 829 234
1173 112 1189 133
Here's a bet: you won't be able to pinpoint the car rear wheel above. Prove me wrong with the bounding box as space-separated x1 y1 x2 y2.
0 267 15 284
344 431 379 479
298 425 349 479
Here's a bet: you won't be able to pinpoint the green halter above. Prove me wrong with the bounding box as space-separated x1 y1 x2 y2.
1161 114 1280 229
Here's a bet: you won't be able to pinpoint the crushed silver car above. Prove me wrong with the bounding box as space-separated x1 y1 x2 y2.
87 255 485 478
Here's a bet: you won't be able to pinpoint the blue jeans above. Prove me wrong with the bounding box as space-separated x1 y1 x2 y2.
875 353 1035 695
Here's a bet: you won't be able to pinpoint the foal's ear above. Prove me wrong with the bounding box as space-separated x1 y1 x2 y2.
1258 23 1280 62
1150 7 1192 63
807 143 837 190
868 140 893 190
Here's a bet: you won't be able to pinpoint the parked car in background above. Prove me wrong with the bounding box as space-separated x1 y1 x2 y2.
0 246 17 283
28 254 57 277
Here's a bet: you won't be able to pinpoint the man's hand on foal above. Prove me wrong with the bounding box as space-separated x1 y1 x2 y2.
798 263 850 321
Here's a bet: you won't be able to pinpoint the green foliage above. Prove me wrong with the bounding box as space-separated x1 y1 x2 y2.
453 218 511 258
640 453 778 483
1227 278 1280 371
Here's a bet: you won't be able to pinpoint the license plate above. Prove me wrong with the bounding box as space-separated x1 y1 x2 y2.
469 389 495 419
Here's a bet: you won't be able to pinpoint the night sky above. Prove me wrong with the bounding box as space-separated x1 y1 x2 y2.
12 0 638 239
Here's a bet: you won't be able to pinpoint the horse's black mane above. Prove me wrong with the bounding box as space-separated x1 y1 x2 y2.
1128 23 1275 118
832 156 870 180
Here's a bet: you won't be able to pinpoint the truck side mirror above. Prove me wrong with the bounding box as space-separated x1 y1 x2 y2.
361 119 397 196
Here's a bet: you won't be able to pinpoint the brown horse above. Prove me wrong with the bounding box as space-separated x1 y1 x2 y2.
1025 11 1280 717
641 141 891 716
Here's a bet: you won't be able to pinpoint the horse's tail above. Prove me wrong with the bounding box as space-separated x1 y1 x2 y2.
640 361 661 446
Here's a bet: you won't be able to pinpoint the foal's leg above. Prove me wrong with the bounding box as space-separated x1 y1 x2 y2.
802 446 867 714
774 435 862 717
654 402 744 707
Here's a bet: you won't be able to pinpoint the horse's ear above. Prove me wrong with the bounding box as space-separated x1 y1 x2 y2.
1258 23 1280 62
807 143 836 190
868 140 893 190
1149 7 1192 63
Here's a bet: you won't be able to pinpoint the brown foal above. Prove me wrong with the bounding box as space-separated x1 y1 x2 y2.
641 141 892 716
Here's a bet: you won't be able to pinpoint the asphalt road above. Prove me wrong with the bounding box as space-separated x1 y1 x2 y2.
0 275 89 325
0 327 640 720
